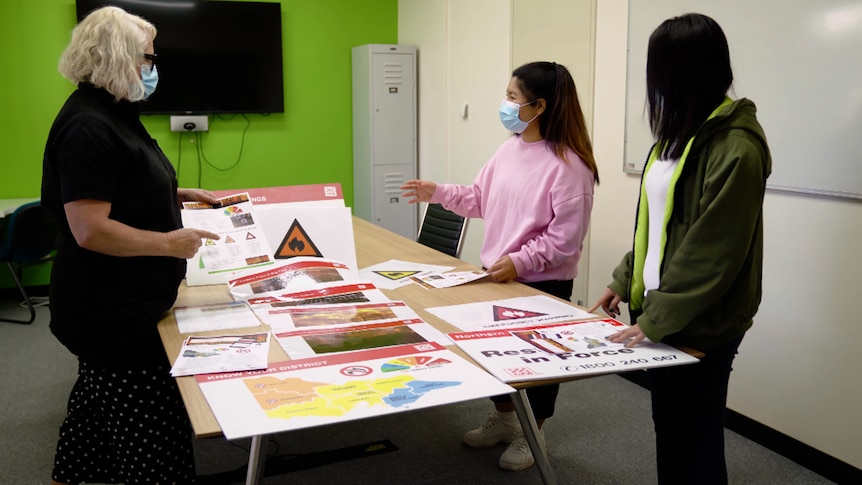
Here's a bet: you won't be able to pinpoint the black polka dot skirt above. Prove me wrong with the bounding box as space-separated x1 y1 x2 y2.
52 359 196 484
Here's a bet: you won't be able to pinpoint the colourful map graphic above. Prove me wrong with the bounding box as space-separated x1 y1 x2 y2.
245 375 460 418
196 344 517 440
381 356 452 372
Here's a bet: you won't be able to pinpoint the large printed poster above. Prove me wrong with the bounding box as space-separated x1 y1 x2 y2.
197 342 515 440
449 318 700 383
184 184 351 286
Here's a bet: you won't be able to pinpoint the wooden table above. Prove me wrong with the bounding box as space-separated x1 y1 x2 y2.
159 216 592 484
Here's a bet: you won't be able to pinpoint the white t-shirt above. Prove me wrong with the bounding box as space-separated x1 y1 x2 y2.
643 158 679 295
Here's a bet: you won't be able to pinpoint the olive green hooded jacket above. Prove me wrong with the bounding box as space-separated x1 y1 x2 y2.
608 97 771 350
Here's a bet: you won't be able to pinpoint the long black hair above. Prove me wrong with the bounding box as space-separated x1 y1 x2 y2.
647 13 733 160
512 61 599 183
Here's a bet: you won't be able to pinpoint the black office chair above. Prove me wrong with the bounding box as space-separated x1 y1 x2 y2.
417 203 467 258
0 201 59 324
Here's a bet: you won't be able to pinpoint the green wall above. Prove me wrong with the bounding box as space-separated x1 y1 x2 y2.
0 0 398 287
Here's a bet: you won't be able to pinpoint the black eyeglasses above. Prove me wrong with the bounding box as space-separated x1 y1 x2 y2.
143 53 157 66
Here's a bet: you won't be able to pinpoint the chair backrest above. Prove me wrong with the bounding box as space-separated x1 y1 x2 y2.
416 203 467 258
0 201 60 262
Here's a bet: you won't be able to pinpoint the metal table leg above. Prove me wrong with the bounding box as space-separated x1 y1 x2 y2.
245 435 268 485
511 389 557 485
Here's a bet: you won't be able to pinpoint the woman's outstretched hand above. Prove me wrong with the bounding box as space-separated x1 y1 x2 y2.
401 180 437 204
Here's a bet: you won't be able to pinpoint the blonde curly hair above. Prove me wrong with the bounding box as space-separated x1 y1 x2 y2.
59 6 157 102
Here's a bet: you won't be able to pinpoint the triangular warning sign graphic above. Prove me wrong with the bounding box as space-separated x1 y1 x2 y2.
205 238 217 246
373 270 421 281
275 219 323 259
493 305 547 321
246 232 257 240
225 235 236 244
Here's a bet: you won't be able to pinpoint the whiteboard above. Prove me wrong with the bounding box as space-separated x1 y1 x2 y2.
624 0 862 200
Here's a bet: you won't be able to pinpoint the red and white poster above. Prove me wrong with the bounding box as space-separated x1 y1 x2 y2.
448 318 699 382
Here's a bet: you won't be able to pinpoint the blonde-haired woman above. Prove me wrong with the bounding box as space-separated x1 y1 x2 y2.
44 7 219 484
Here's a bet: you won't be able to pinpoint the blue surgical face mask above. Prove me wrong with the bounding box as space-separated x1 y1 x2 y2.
141 64 159 99
499 99 537 134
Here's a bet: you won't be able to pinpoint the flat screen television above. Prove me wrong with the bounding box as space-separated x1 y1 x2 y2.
75 0 285 115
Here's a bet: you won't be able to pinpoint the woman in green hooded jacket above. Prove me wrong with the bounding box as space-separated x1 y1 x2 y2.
590 13 771 484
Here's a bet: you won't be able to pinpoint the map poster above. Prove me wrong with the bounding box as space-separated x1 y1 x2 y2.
425 295 597 332
448 318 700 383
196 342 515 440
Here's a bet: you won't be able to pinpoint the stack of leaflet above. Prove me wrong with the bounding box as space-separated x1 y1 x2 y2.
226 257 451 360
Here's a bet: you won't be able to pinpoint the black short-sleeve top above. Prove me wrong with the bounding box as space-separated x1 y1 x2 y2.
41 83 185 364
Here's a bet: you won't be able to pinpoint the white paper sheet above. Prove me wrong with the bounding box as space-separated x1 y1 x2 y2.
174 301 262 334
358 259 455 290
253 205 358 271
181 192 275 276
170 333 270 377
411 269 489 289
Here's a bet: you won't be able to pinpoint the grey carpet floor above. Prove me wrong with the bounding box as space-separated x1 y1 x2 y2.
0 296 835 484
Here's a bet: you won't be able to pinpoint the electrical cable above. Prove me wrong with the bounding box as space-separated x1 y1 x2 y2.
197 113 250 173
175 130 183 183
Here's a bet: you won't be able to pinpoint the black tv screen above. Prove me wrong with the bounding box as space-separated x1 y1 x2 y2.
75 0 284 115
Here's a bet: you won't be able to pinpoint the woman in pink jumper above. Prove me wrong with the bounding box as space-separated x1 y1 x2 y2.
401 61 599 471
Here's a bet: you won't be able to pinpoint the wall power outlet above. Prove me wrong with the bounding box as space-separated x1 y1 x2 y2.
170 115 209 132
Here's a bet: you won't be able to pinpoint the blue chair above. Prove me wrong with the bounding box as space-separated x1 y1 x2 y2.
0 201 59 324
416 203 467 258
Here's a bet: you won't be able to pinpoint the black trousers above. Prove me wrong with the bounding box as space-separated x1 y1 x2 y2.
490 278 573 420
647 335 744 485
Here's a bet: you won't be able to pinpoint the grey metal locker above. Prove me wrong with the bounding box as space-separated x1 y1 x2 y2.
351 44 417 239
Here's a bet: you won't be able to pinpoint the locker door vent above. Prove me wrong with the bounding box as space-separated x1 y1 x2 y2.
382 63 404 85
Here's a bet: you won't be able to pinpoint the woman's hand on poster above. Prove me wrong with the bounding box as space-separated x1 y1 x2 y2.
487 255 518 283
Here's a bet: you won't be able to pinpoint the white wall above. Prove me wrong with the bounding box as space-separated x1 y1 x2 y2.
592 0 862 470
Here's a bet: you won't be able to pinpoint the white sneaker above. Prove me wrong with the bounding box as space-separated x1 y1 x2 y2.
498 434 536 471
463 412 520 448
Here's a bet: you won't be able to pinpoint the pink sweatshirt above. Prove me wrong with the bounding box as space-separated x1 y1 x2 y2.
430 136 595 283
